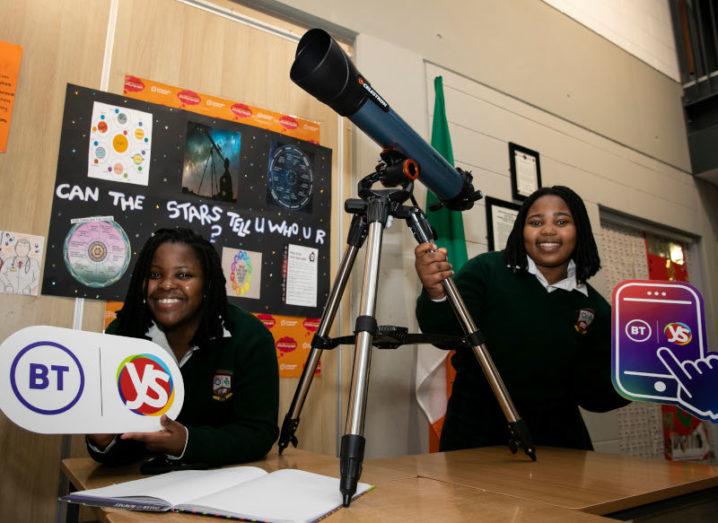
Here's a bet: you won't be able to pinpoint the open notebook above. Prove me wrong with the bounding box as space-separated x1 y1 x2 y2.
62 466 372 523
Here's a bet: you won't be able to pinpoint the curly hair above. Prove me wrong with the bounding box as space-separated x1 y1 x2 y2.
115 227 231 345
503 186 600 283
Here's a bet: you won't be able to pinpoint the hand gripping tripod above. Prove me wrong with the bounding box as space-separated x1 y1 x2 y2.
278 155 536 506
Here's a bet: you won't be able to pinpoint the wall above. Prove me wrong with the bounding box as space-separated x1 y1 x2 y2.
541 0 680 81
243 0 690 171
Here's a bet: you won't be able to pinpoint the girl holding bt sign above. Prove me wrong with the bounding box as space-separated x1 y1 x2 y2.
87 228 278 468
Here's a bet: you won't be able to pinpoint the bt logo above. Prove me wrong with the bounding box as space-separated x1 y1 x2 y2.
10 341 85 415
116 354 174 416
664 322 692 346
625 319 651 343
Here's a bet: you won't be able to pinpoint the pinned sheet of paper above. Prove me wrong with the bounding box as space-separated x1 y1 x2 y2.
87 101 153 186
0 230 44 296
0 40 22 153
284 244 318 308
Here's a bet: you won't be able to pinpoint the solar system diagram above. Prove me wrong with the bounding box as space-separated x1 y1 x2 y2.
87 102 152 186
42 84 332 317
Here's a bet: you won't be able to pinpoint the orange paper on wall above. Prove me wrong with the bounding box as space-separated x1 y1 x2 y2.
0 41 23 153
255 313 321 378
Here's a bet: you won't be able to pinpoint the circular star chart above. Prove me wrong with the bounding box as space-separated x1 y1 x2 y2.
267 144 314 210
63 220 131 288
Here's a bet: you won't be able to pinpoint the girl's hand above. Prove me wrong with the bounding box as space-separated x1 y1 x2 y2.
414 242 453 300
121 415 188 457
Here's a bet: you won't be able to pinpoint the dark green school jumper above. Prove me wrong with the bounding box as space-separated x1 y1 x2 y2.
87 304 278 466
416 251 628 451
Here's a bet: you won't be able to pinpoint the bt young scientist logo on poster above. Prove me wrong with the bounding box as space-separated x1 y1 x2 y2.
1 325 184 433
116 354 175 416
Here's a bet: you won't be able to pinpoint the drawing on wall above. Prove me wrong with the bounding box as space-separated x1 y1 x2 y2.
182 121 241 202
222 247 262 299
63 217 131 288
87 101 153 186
266 142 314 212
0 230 43 296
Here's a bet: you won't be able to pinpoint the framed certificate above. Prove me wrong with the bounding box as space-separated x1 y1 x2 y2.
509 142 541 201
485 197 521 251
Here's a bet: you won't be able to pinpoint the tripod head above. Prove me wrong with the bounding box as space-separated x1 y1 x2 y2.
354 150 481 214
356 150 417 201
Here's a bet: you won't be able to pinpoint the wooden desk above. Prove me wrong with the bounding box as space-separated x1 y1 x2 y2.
62 448 609 522
368 446 718 516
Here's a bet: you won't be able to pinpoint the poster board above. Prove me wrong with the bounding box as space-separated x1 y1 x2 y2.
41 84 332 318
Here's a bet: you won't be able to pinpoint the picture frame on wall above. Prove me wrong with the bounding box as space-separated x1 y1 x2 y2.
509 142 541 201
485 196 521 252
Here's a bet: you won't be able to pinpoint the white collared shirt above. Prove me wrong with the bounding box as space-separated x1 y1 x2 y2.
429 256 589 303
146 321 232 367
526 256 588 297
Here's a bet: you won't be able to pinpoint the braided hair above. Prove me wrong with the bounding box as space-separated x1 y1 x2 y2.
503 186 601 283
115 227 231 345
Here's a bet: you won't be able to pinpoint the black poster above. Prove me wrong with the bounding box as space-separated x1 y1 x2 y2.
42 85 332 317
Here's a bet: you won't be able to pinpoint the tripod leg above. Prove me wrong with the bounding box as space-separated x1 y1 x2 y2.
341 214 385 507
407 208 536 461
442 278 535 460
278 215 367 454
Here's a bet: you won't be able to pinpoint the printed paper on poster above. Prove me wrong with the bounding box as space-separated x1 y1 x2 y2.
87 102 153 186
285 244 317 308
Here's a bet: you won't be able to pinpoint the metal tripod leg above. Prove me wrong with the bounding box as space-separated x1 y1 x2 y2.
278 215 367 454
340 200 387 507
441 278 535 460
407 208 536 461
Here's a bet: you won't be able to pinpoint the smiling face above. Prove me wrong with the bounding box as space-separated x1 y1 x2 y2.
145 242 205 333
523 195 577 283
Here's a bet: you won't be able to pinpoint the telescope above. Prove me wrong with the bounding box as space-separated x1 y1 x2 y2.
283 28 534 508
290 28 482 211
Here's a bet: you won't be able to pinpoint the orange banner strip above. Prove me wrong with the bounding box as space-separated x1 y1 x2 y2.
122 75 321 143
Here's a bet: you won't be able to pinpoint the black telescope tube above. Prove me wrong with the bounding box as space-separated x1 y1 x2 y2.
290 28 368 117
290 29 476 209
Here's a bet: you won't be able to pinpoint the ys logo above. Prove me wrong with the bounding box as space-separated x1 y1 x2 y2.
116 354 174 415
664 322 692 346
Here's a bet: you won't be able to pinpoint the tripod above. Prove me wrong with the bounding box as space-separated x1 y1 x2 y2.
278 156 536 506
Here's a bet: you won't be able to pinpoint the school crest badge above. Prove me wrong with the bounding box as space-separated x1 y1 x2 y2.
575 308 595 334
212 371 233 401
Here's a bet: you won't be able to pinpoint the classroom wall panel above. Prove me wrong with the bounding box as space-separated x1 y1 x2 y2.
428 72 698 215
0 1 112 521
